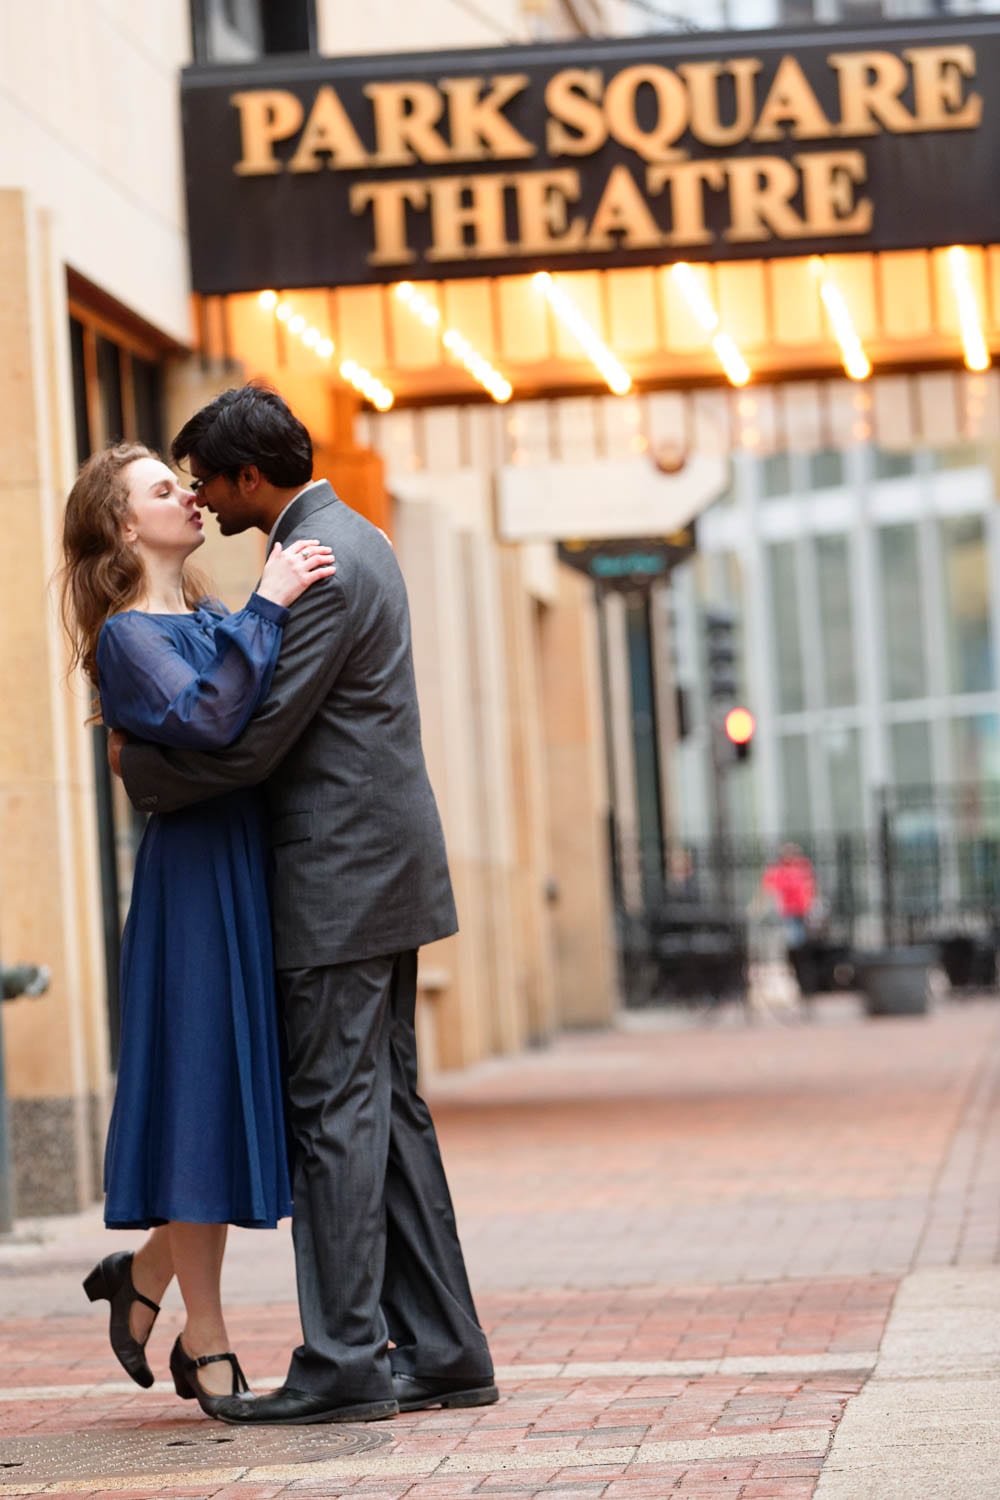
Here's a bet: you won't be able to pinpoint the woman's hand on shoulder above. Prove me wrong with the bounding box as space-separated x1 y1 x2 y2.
257 539 336 608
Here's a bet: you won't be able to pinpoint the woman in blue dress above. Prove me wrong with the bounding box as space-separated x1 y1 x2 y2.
61 442 335 1416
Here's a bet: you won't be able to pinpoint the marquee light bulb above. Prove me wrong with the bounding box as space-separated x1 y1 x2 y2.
670 263 752 387
395 282 513 403
535 273 632 396
947 246 991 373
339 358 394 411
812 258 871 381
258 290 278 310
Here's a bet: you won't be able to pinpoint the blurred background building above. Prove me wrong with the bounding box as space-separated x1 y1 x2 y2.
2 0 1000 1212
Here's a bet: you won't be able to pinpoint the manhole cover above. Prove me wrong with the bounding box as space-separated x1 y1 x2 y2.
0 1421 390 1485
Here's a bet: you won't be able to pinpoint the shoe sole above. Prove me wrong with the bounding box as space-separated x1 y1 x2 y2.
397 1384 500 1413
216 1399 399 1426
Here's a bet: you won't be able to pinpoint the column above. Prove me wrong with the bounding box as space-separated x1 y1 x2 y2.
0 190 109 1213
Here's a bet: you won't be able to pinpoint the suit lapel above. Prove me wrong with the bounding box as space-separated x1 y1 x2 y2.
269 480 338 554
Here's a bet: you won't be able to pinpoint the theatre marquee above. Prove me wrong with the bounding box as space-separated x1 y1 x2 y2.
181 17 1000 294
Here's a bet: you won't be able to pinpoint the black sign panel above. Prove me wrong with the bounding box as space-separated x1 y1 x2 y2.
558 531 695 590
181 18 1000 293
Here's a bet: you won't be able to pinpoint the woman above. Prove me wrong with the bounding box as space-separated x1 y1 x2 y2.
61 442 334 1416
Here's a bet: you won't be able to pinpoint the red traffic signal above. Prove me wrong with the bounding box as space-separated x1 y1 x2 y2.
724 707 755 745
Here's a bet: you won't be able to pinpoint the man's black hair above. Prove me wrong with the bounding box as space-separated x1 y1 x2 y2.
170 384 313 488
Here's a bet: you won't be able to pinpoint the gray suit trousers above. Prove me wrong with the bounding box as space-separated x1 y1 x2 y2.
279 951 493 1400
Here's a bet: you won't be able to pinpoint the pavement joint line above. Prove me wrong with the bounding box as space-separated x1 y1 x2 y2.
0 1353 879 1403
0 1427 835 1493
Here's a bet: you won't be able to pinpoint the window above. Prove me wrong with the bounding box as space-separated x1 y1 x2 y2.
931 441 988 472
878 524 928 701
769 542 806 713
190 0 316 62
68 311 165 456
815 534 857 707
779 735 812 836
874 448 914 480
952 713 1000 786
940 515 994 694
96 338 124 447
890 721 933 789
809 448 845 490
825 727 864 831
760 452 792 499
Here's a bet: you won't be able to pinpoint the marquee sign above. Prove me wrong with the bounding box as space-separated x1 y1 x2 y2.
181 18 1000 293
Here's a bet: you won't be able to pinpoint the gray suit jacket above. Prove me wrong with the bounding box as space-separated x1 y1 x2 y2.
120 482 458 969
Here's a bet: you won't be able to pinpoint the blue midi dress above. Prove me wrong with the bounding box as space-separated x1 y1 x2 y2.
96 595 294 1230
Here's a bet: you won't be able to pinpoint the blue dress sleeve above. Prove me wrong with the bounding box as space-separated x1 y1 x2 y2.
96 594 290 751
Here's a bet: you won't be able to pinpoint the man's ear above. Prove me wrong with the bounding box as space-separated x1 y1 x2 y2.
238 464 261 493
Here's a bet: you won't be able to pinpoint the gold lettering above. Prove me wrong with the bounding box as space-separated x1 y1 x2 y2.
231 89 303 176
349 181 428 265
425 176 510 260
440 74 535 161
605 64 688 162
905 45 982 131
513 169 586 254
724 155 806 242
586 163 664 250
648 160 726 246
545 68 607 156
364 81 449 166
289 85 369 172
796 149 872 236
829 50 916 136
752 55 834 141
680 59 762 148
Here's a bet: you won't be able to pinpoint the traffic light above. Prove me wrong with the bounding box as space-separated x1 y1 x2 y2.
724 706 755 763
703 610 754 765
703 607 738 703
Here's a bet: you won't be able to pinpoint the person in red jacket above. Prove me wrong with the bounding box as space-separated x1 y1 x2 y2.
762 844 816 949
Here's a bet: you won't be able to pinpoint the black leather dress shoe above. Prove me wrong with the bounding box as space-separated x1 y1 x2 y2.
215 1385 398 1426
392 1372 499 1412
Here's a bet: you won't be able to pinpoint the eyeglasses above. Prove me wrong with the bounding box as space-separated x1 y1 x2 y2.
189 472 220 495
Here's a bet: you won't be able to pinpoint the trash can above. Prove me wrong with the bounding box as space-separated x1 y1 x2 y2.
853 947 934 1017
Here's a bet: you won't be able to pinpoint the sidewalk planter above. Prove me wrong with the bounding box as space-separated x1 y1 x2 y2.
853 947 935 1017
937 933 999 992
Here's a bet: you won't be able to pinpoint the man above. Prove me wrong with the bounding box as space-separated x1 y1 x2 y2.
114 384 496 1426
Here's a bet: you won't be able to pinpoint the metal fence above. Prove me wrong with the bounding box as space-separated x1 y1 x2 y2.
613 785 1000 1007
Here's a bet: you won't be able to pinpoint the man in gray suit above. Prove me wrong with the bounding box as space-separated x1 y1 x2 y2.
115 385 496 1426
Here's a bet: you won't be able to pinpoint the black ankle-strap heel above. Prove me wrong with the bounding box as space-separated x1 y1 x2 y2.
82 1251 160 1389
169 1335 250 1418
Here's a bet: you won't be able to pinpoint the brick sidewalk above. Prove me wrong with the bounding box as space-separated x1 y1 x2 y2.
0 996 998 1498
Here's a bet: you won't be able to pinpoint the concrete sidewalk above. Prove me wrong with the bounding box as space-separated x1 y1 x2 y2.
0 994 997 1498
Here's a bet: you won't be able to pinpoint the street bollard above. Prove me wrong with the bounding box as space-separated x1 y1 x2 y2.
0 966 50 1233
